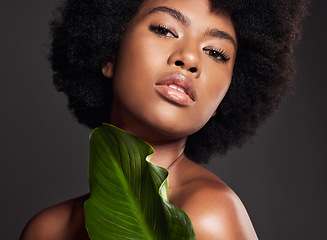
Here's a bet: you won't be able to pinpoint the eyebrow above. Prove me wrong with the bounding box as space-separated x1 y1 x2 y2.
147 6 237 49
147 6 190 26
205 29 237 49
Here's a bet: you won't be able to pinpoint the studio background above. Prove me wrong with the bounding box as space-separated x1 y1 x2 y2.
1 1 326 239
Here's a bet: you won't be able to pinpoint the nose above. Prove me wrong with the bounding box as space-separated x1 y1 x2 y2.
168 42 201 77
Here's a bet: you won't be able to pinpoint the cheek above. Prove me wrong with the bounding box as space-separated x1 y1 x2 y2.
113 42 152 94
201 70 232 112
114 37 170 89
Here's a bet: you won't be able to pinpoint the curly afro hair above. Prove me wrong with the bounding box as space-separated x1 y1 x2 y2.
49 0 309 163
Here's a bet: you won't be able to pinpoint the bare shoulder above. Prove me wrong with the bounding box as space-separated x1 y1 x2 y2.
172 160 258 240
20 194 89 240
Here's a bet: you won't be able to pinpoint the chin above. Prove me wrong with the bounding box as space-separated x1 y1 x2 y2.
145 116 205 140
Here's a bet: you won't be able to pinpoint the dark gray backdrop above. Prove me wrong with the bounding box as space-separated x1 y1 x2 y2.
1 1 326 239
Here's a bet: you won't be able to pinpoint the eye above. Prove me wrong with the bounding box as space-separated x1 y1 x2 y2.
203 48 230 63
149 24 177 38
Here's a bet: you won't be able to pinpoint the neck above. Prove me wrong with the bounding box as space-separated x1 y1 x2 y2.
110 123 187 186
110 105 189 186
147 138 188 189
148 138 186 169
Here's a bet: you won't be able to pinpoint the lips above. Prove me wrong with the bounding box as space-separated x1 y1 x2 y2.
155 73 197 106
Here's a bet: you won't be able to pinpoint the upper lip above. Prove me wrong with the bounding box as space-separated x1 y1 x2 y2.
155 73 197 101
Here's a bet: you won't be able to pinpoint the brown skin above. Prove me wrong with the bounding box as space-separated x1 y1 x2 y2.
21 0 258 239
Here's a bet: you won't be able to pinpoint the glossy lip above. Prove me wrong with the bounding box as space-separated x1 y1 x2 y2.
155 73 197 106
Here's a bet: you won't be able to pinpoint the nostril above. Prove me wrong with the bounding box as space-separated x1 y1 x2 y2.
175 60 197 73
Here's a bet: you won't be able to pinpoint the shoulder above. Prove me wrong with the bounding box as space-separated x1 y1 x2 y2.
20 195 88 240
173 160 258 240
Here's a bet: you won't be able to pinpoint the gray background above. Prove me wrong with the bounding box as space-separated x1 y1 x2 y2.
1 1 326 239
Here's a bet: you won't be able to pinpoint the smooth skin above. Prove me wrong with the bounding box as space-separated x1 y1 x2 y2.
21 0 258 239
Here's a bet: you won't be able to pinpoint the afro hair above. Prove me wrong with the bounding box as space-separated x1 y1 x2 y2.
49 0 310 163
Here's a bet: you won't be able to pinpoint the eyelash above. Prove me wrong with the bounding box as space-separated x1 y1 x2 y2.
149 24 230 63
203 48 230 63
149 24 177 38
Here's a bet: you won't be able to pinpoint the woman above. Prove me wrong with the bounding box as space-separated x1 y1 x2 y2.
21 0 309 239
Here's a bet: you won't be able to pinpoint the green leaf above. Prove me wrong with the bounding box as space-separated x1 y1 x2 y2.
84 124 195 240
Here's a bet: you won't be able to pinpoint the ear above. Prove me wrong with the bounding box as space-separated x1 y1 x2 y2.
102 61 114 78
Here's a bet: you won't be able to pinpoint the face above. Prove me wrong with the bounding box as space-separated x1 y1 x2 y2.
103 0 237 141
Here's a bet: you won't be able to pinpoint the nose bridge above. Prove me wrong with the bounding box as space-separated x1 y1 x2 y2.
168 39 201 75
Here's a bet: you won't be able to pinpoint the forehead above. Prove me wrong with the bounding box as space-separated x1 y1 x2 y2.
141 0 211 9
138 0 213 19
133 0 236 44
